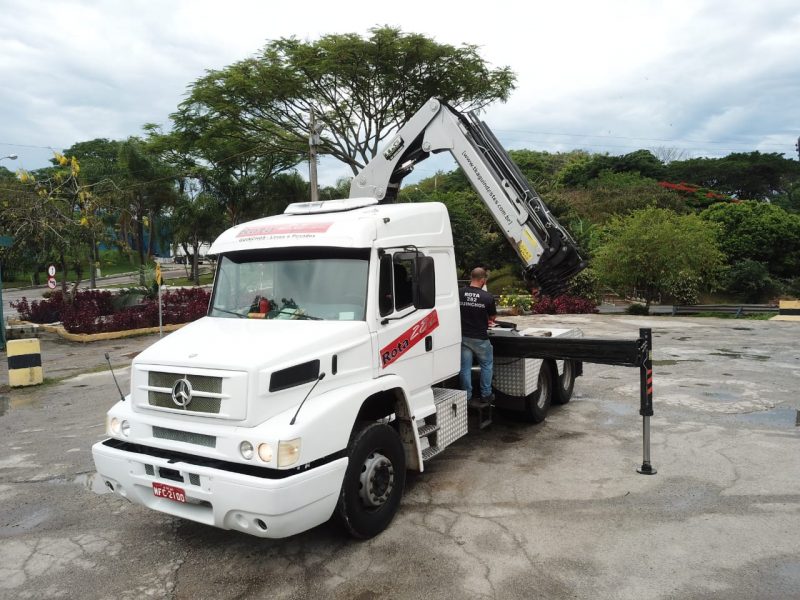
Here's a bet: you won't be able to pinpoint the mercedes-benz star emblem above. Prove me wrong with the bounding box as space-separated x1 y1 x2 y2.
171 378 193 408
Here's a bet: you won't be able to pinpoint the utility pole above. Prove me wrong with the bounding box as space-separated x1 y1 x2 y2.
796 136 800 161
309 110 320 202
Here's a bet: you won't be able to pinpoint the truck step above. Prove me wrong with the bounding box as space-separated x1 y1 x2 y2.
467 402 493 431
421 445 442 461
417 423 439 438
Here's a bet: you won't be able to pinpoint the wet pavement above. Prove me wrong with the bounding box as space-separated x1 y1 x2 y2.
0 315 799 599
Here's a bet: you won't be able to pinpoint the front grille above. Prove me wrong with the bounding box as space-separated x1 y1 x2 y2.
189 473 201 486
147 372 223 414
153 426 216 448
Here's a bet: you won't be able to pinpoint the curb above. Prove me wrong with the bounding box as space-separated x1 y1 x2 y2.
8 319 187 343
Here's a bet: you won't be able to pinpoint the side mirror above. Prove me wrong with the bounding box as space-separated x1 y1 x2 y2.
414 256 435 309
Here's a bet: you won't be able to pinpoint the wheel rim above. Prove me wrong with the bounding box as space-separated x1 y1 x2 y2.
537 371 550 409
358 451 395 508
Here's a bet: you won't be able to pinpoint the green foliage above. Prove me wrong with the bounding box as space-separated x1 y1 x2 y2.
559 150 665 187
665 271 701 305
723 259 781 303
567 269 602 303
497 293 532 313
626 303 650 315
552 171 686 225
182 26 515 175
431 189 517 275
592 207 724 305
665 152 800 200
701 201 800 278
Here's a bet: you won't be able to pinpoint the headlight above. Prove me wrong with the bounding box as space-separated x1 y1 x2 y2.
278 438 301 467
239 441 254 460
257 443 273 463
120 420 130 437
110 417 121 435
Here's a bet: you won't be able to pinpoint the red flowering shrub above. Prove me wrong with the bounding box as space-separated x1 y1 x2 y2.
14 287 211 334
531 294 598 314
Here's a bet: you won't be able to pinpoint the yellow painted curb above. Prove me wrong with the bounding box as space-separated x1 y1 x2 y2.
54 323 187 342
9 319 188 342
770 315 800 322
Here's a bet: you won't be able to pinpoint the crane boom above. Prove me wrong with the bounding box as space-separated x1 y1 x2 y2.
349 98 585 295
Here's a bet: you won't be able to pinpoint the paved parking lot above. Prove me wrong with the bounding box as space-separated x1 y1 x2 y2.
1 314 798 599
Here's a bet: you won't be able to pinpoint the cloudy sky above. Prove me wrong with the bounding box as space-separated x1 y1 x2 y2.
1 0 799 186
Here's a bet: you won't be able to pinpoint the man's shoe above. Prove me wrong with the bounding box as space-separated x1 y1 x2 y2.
468 397 489 409
480 393 495 406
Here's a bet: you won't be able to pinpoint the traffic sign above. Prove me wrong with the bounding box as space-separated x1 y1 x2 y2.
47 277 57 289
155 263 163 286
47 265 56 277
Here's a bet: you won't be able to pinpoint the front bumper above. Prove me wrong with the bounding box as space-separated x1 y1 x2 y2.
92 439 347 538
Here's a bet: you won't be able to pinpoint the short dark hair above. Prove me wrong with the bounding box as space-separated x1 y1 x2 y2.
470 267 487 280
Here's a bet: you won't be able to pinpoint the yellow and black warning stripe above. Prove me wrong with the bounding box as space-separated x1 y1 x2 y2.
7 338 43 387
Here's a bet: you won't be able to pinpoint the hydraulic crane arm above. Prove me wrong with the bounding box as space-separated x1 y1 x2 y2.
349 98 585 296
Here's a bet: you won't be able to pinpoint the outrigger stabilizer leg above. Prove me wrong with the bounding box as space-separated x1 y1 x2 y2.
636 328 657 475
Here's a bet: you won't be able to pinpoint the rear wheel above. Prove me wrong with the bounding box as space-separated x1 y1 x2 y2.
335 423 406 539
522 362 554 423
554 360 577 405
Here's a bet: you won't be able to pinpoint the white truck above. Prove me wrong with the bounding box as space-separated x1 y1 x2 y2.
92 98 592 539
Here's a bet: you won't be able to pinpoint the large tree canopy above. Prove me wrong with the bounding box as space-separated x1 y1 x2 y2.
664 152 800 200
701 200 800 278
592 207 724 305
181 26 515 174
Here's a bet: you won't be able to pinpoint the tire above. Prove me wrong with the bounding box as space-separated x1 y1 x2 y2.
522 362 554 423
335 422 406 539
554 360 577 405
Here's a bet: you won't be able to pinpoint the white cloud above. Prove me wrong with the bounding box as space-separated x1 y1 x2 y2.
1 0 798 184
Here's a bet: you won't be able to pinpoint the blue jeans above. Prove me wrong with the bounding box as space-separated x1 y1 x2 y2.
460 337 494 399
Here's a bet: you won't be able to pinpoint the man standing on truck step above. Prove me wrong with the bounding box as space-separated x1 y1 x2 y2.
459 267 497 407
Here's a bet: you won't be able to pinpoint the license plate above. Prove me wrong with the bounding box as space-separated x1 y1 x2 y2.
153 482 186 503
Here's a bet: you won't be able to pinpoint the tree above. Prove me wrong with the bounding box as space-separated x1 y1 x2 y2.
701 200 800 278
116 138 180 284
560 150 665 187
551 171 687 225
152 98 304 225
6 154 101 293
665 152 800 200
181 26 515 174
592 207 724 306
171 192 224 285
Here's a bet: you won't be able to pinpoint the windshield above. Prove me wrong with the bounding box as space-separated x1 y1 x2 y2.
209 248 369 321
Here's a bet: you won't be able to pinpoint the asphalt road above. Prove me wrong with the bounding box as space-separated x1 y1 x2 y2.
1 315 799 599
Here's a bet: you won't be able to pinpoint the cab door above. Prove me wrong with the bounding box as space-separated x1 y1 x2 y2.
373 251 437 395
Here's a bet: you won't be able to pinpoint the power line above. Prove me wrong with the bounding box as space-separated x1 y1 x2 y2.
493 128 791 148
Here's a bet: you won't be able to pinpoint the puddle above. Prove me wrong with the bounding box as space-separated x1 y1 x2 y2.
653 359 704 366
74 472 111 494
732 327 753 331
702 390 740 401
711 349 770 361
729 407 799 428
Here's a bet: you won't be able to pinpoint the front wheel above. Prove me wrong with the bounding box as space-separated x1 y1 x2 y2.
335 423 406 539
